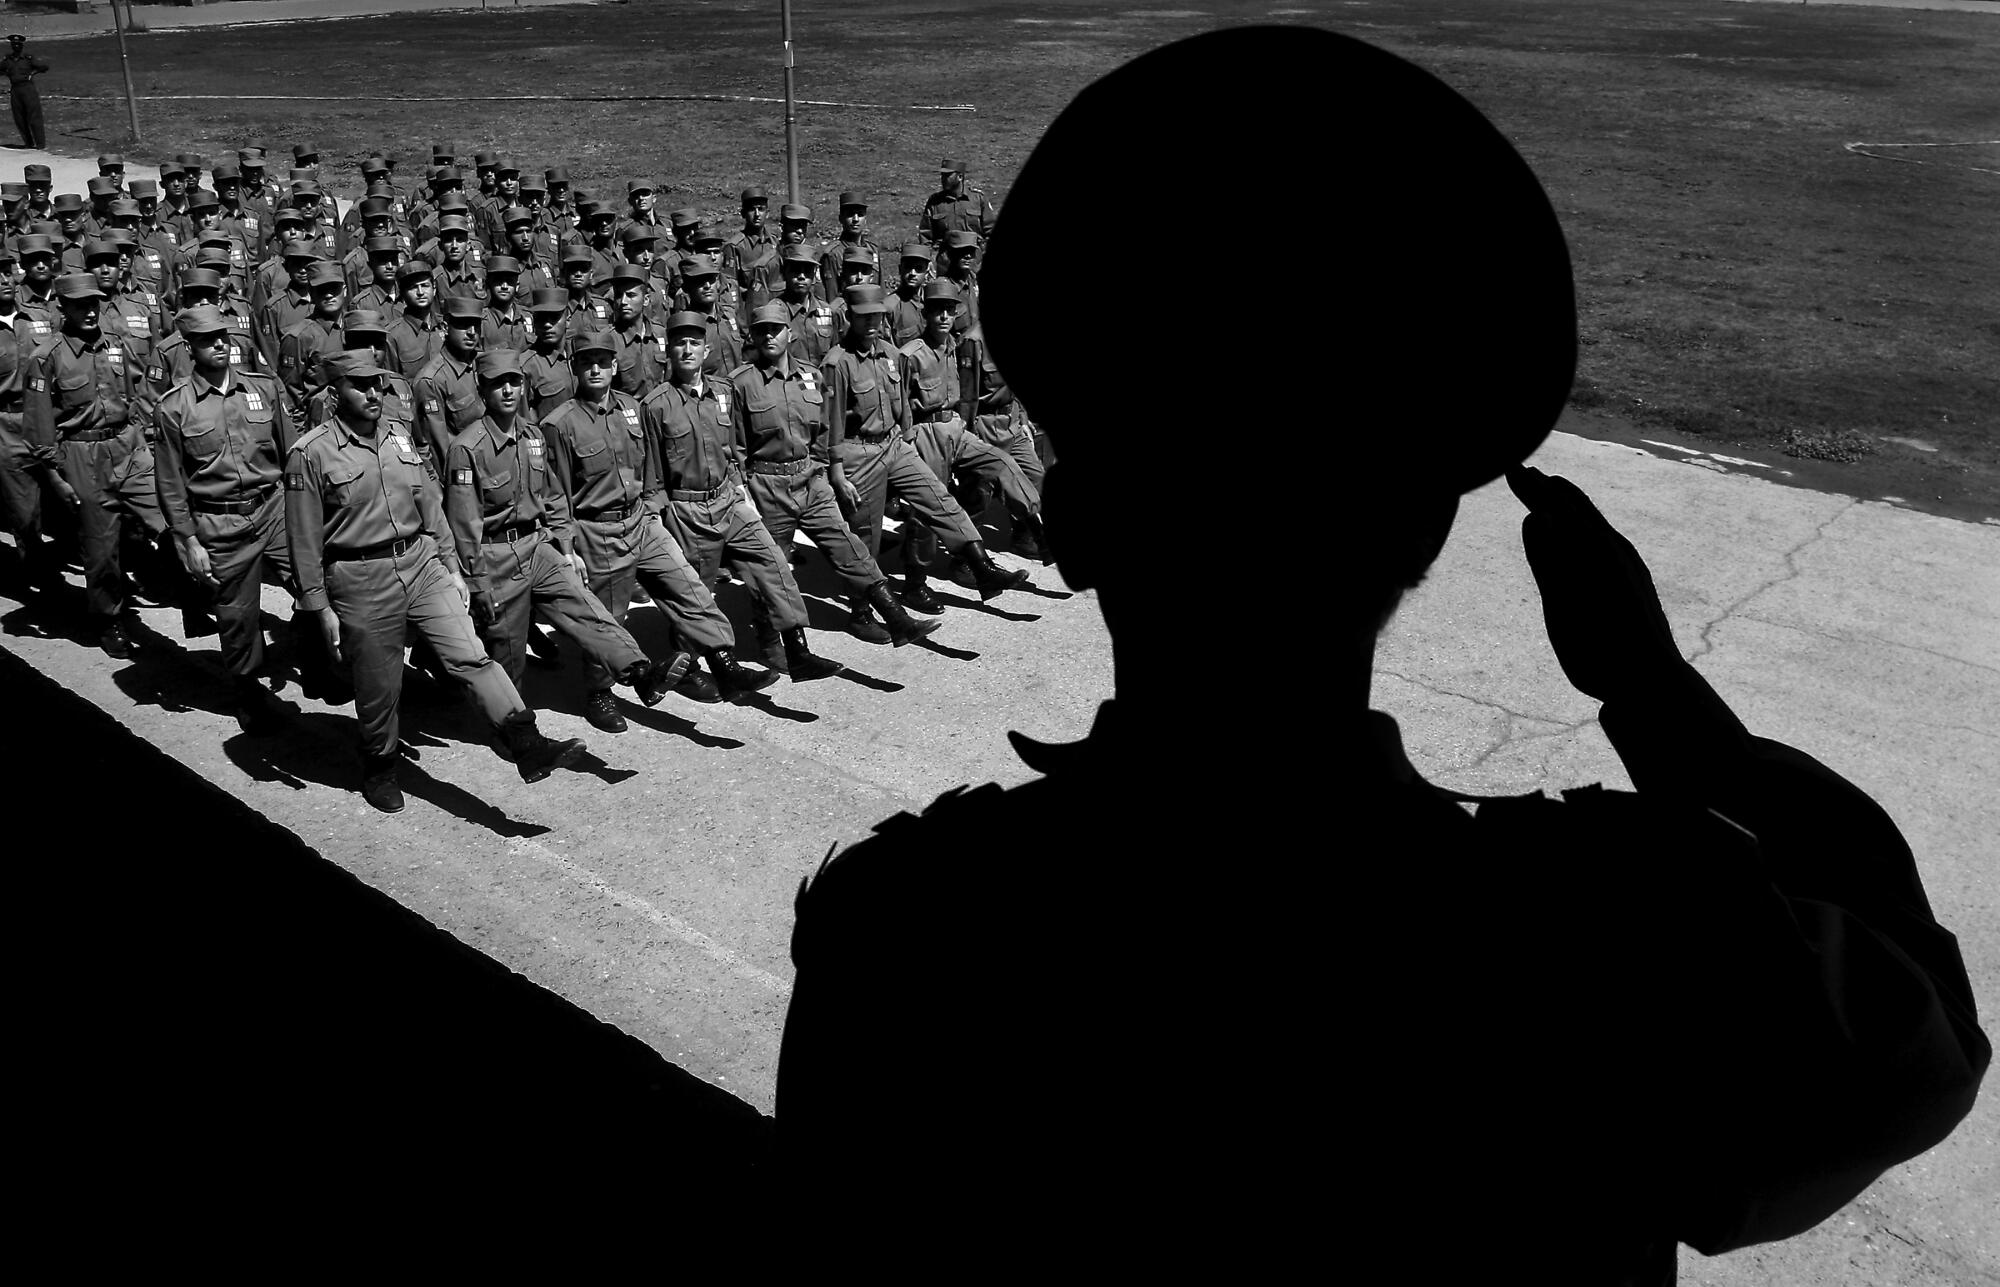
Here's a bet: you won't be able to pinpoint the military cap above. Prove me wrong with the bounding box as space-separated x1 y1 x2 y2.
23 163 51 183
779 203 811 223
627 178 656 196
501 205 534 227
569 330 619 358
325 351 390 382
664 310 709 336
129 179 159 199
364 234 401 257
899 242 935 262
211 161 241 182
360 157 389 177
365 180 396 200
306 261 347 290
273 206 309 229
779 244 820 268
356 195 392 219
838 190 868 211
82 239 120 263
293 142 318 162
939 157 968 174
747 301 791 329
87 177 120 197
13 234 54 259
284 167 313 184
605 262 648 291
195 247 235 271
158 161 186 181
290 179 323 197
178 267 224 293
176 153 206 170
527 288 568 315
27 220 60 239
518 176 547 195
55 273 106 302
439 296 485 324
495 158 520 176
0 246 15 267
50 193 85 214
741 186 769 204
691 224 728 248
240 147 268 165
844 284 888 315
395 258 435 284
578 200 615 223
473 150 500 169
941 229 979 250
432 142 458 162
676 253 720 279
476 350 524 381
341 309 389 336
436 213 472 234
6 34 23 44
175 304 230 337
96 152 125 168
436 192 471 213
186 189 221 212
667 208 701 229
841 246 878 268
0 181 22 201
559 243 594 267
544 166 569 185
107 199 142 219
618 223 659 248
281 237 322 261
922 280 964 306
483 255 522 278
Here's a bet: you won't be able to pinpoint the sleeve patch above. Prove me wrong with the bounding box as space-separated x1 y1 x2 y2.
284 473 306 491
29 376 45 393
452 468 474 485
424 399 442 414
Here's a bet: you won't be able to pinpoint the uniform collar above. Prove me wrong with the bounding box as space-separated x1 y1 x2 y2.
192 369 234 399
484 415 518 448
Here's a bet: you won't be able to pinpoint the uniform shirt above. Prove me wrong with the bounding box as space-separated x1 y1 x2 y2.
277 315 345 408
723 228 779 288
610 321 667 400
384 306 446 377
920 186 996 244
0 50 51 88
443 414 571 586
821 335 908 447
727 355 826 466
818 233 884 300
695 307 745 378
16 288 61 342
480 303 533 354
886 288 927 348
522 344 575 420
255 286 314 369
431 262 486 303
643 375 736 496
0 310 28 438
305 367 414 431
561 294 610 337
347 282 398 318
540 390 650 522
24 329 152 470
411 348 483 467
153 368 291 539
783 293 837 366
145 308 261 397
284 414 453 612
101 290 158 368
899 335 966 421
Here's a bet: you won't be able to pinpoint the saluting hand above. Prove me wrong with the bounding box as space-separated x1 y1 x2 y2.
1507 464 1683 703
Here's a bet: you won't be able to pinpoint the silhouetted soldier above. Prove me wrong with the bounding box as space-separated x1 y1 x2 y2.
774 27 1989 1279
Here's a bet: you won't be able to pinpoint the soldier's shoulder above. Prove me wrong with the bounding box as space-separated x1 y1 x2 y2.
795 782 1019 930
896 337 928 358
444 420 490 454
725 361 756 382
288 422 333 457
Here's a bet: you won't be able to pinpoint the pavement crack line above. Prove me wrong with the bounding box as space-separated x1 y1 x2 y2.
1373 668 1576 728
1690 498 1861 664
504 835 792 998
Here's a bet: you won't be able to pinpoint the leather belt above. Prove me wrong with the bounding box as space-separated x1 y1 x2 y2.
483 518 544 544
327 534 424 563
63 425 130 443
670 481 733 503
578 502 634 523
191 486 275 515
747 457 817 477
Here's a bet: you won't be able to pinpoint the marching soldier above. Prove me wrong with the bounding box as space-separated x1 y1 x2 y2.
147 267 262 394
822 283 1028 626
670 253 744 377
411 294 484 468
0 244 67 598
384 258 445 376
430 213 485 302
722 187 777 290
284 351 586 812
818 191 883 300
276 260 348 414
540 330 778 708
776 245 836 366
646 311 842 682
477 255 533 353
442 348 689 720
728 301 938 648
152 304 297 732
886 244 934 346
23 272 170 658
920 157 995 246
521 288 575 419
347 236 404 315
603 262 667 399
305 309 416 426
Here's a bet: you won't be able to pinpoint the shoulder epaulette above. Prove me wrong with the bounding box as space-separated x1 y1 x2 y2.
726 361 756 380
897 337 928 358
289 422 332 454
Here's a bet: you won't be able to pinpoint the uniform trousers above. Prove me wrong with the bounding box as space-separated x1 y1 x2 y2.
573 511 734 691
662 487 809 633
477 532 647 690
10 87 44 149
743 462 884 597
973 410 1047 493
0 413 58 581
833 435 979 570
906 414 1042 571
60 426 167 620
326 535 523 759
192 488 293 676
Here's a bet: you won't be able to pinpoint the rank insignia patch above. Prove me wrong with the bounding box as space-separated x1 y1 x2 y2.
453 468 474 485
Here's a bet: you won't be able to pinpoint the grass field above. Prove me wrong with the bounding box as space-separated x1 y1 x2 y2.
38 0 2000 511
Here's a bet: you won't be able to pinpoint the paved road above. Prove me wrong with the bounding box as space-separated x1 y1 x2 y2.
6 0 606 43
2 420 1993 1280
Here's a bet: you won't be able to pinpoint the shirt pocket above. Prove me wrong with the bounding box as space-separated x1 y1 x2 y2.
323 464 362 509
55 369 94 409
480 467 515 510
573 434 613 482
180 420 225 466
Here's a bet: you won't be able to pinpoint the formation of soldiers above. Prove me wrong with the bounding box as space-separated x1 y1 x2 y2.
0 143 1043 813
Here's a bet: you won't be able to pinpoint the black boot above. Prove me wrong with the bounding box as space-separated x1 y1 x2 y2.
963 541 1031 601
676 664 723 703
232 674 288 736
706 647 782 702
526 627 562 669
844 595 892 646
496 709 586 783
754 615 787 672
782 628 844 682
1011 512 1053 566
99 616 133 659
182 606 220 639
361 753 405 813
899 567 944 615
868 581 941 647
582 688 628 733
625 650 692 707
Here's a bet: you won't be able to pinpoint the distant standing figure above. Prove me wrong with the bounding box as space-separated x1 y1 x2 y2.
2 35 47 150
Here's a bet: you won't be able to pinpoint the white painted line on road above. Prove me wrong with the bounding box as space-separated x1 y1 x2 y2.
1640 439 1705 455
1704 453 1770 468
505 836 793 997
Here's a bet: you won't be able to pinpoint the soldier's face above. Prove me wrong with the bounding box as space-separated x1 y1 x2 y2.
668 332 707 376
91 261 117 291
588 217 615 242
840 267 873 290
188 330 230 377
402 278 434 310
163 177 184 198
923 301 956 339
534 312 563 344
195 210 219 231
564 266 591 291
60 296 101 336
312 284 346 318
781 221 808 245
574 353 614 393
548 183 568 204
612 284 644 324
783 266 815 298
22 255 53 287
445 319 479 359
942 171 963 195
750 322 787 363
337 376 382 423
365 216 392 240
372 256 398 287
287 259 314 288
498 175 519 199
136 197 156 217
56 212 81 234
488 277 516 306
847 311 883 344
685 276 717 309
632 191 655 213
439 232 468 265
0 270 15 306
522 191 545 211
842 209 865 233
508 226 534 254
743 201 766 230
481 374 523 417
901 261 927 288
